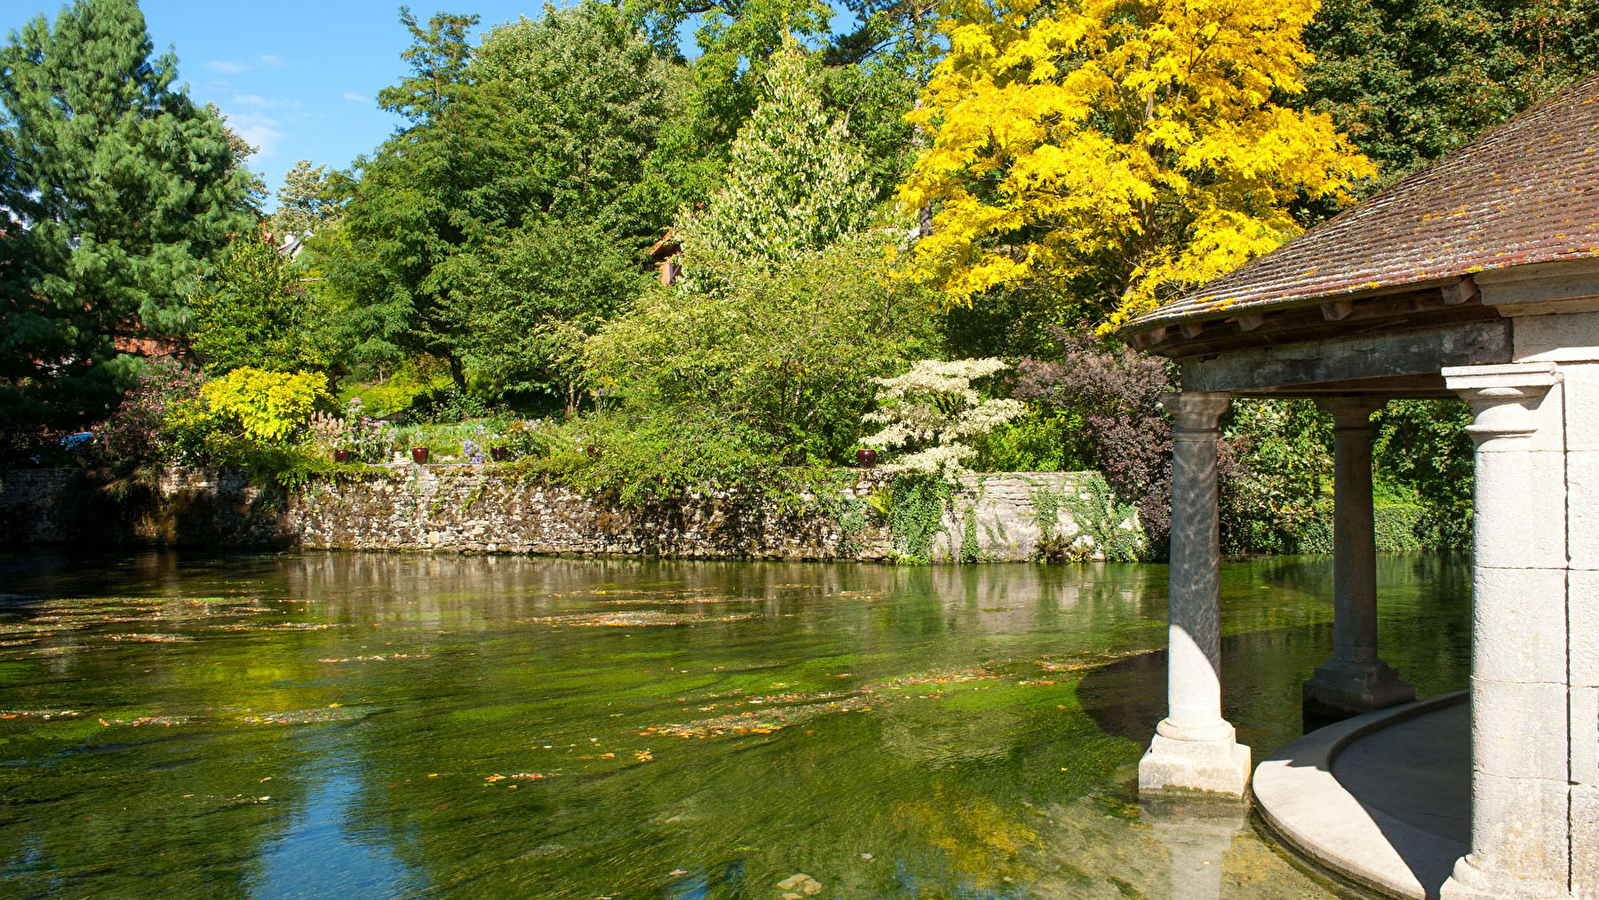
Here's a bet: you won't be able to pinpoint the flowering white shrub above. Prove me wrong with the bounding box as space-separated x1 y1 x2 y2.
862 358 1027 474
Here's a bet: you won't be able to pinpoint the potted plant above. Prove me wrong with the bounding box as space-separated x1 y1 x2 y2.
411 447 430 464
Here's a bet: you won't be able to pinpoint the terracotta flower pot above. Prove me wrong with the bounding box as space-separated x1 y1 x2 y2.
333 449 353 464
411 447 430 464
490 447 508 462
857 448 878 469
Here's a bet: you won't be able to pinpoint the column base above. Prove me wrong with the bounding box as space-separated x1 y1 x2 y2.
1439 853 1570 900
1138 730 1252 797
1302 657 1415 720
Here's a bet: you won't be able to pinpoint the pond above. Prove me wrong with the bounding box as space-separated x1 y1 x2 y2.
0 551 1471 900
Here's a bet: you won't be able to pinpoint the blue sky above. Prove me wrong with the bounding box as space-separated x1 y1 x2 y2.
3 1 784 206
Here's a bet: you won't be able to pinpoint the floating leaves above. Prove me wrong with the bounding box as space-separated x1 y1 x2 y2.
317 653 431 663
0 709 81 720
104 633 194 644
236 705 374 726
523 611 759 628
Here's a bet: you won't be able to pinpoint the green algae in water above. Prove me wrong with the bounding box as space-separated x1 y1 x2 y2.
0 550 1465 900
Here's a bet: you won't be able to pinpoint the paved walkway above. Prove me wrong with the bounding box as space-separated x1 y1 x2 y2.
1252 692 1469 900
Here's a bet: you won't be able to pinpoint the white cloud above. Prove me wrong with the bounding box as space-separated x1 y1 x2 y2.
343 91 370 103
232 94 303 111
224 113 284 160
258 54 288 68
204 59 247 74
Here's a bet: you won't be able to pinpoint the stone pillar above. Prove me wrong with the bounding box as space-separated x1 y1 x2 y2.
1139 391 1251 797
1302 397 1415 719
1440 362 1571 900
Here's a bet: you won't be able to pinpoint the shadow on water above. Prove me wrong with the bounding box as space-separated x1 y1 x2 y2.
0 549 1467 900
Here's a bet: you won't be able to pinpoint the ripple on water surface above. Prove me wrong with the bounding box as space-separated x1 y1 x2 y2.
0 550 1470 900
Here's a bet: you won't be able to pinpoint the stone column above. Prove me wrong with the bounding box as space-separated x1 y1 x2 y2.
1302 397 1415 719
1139 391 1251 797
1440 362 1570 900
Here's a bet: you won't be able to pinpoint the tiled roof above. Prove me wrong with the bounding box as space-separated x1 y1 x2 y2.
1122 74 1599 334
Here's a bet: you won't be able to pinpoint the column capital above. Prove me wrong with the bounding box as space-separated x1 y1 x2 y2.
1442 362 1560 443
1161 391 1231 434
1315 396 1384 429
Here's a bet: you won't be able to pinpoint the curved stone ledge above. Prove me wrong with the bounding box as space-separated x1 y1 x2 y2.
1252 691 1468 900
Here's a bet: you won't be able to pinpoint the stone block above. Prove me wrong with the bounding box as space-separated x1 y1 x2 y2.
1471 567 1569 684
1573 785 1599 900
1572 686 1599 788
1558 361 1599 452
1138 734 1252 797
1471 450 1568 570
1572 450 1599 569
1575 570 1599 688
1470 678 1571 781
1443 774 1571 899
1512 310 1599 364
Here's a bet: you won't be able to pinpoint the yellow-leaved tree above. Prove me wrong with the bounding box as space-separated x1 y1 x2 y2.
897 0 1376 329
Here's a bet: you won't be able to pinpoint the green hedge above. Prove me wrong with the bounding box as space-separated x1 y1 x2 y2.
1292 499 1467 555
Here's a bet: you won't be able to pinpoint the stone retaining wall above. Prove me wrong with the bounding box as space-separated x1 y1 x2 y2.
0 466 1103 562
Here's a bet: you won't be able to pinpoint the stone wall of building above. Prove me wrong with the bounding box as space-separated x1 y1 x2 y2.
0 466 1106 562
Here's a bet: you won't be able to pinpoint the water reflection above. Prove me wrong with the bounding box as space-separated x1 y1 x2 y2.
250 737 424 900
0 550 1462 899
1142 798 1247 900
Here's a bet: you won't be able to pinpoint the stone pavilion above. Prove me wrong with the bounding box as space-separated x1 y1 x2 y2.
1119 75 1599 900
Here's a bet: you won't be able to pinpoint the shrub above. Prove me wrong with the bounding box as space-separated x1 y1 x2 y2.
970 410 1088 473
201 368 327 444
307 399 396 463
191 234 330 375
91 359 207 469
861 358 1027 474
1373 399 1474 550
1219 399 1332 555
503 418 572 461
586 230 934 470
1015 329 1178 553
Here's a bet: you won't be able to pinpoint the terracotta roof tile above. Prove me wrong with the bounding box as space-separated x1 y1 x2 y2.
1122 74 1599 334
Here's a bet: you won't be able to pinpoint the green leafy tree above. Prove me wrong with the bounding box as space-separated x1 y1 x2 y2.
191 235 328 376
377 7 480 124
679 40 873 270
1301 0 1599 178
268 159 340 238
586 230 934 465
0 0 256 443
328 2 667 391
470 4 671 240
451 220 645 411
625 0 832 129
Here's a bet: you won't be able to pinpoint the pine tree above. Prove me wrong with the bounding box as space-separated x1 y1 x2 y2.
0 0 256 441
682 38 874 265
